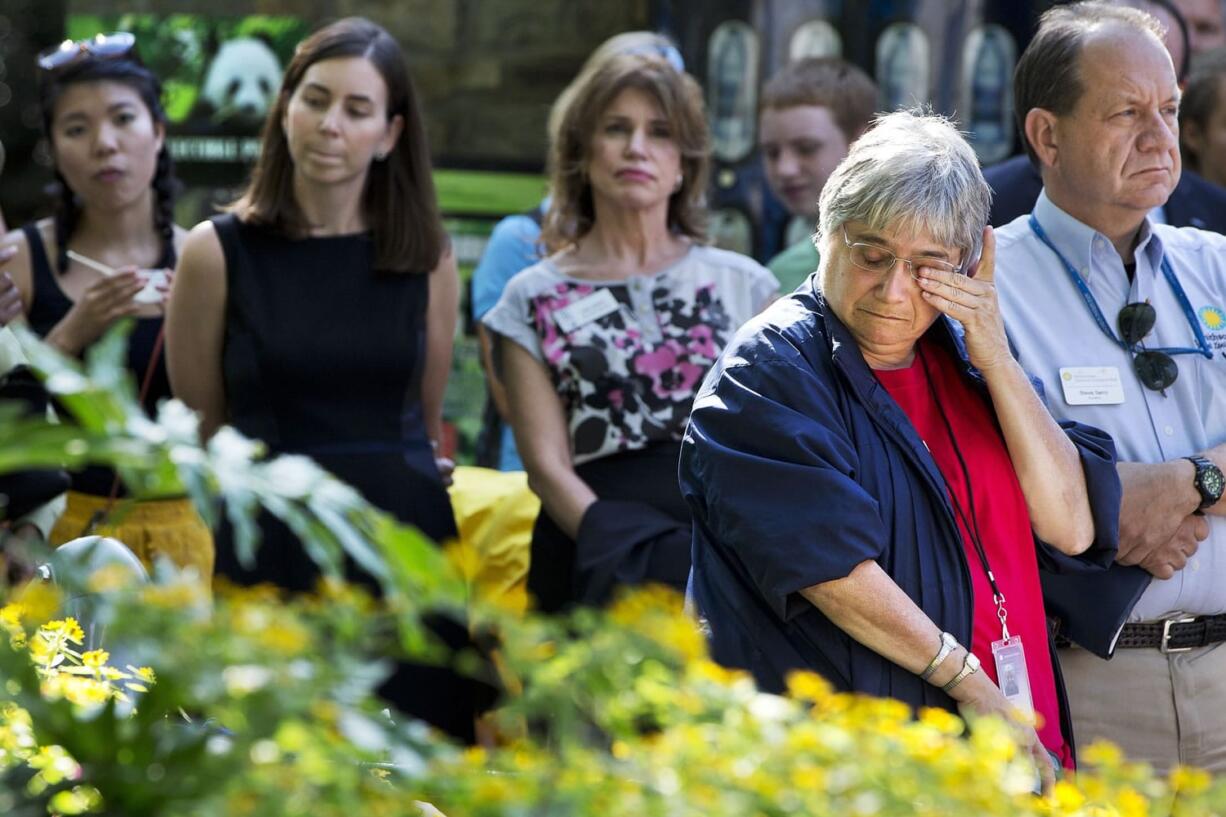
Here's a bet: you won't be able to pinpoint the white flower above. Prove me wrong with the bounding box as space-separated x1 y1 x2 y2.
221 665 272 696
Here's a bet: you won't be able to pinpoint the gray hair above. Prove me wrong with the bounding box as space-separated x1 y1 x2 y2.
816 110 991 270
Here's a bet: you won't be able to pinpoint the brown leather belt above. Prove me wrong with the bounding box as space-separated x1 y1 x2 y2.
1052 613 1226 652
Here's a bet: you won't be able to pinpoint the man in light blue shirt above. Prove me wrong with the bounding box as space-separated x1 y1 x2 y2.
994 2 1226 773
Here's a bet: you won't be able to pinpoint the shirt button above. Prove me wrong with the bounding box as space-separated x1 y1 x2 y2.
1164 425 1174 436
1190 558 1200 573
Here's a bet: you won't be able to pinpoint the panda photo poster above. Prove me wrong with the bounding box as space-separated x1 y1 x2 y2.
65 13 311 220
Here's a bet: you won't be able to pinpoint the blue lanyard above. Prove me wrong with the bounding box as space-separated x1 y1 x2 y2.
1028 215 1212 359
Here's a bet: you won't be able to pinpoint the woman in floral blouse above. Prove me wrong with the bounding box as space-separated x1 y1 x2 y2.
483 52 776 611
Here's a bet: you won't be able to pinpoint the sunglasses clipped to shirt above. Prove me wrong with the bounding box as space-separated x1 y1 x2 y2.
37 32 137 72
1029 215 1213 393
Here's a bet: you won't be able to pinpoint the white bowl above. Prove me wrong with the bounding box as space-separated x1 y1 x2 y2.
133 269 168 304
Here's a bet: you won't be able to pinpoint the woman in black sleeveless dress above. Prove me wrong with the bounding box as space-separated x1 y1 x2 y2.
166 18 490 742
0 36 213 575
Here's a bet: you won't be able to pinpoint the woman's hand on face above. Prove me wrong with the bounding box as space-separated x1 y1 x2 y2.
951 669 1056 795
54 267 144 352
915 226 1012 373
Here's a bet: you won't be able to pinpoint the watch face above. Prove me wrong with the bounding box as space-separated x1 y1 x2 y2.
1204 466 1225 500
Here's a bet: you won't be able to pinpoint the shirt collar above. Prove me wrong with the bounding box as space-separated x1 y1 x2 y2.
1032 189 1165 281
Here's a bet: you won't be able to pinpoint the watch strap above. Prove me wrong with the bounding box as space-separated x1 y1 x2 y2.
941 651 981 693
920 631 958 682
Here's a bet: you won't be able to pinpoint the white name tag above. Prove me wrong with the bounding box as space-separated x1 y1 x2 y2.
1058 366 1125 406
991 635 1035 717
554 288 620 333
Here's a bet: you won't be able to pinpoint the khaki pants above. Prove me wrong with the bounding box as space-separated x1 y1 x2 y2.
1059 640 1226 774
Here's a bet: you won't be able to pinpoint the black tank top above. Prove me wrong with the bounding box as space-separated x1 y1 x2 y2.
209 212 455 568
22 223 172 496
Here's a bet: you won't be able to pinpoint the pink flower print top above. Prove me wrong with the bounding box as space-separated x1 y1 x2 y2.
482 244 777 465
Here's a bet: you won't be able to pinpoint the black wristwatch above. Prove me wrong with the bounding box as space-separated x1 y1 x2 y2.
1185 455 1225 514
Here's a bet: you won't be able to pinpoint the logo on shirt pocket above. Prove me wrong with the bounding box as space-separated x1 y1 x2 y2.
1199 305 1226 332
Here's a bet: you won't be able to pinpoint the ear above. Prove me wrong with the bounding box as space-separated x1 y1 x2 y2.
380 113 405 157
153 119 166 155
1023 108 1060 170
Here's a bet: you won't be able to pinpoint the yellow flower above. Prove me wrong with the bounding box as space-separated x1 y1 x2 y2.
917 706 966 737
1051 780 1086 811
655 616 706 662
12 582 60 625
1116 786 1150 817
786 670 834 703
81 650 110 669
140 580 208 610
43 676 112 707
1080 740 1125 769
256 621 312 655
1169 765 1212 795
790 762 826 791
691 658 749 688
86 563 141 593
0 603 26 648
39 619 85 645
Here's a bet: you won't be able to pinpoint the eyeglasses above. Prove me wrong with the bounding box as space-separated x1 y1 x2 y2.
840 225 961 279
1118 301 1179 391
37 32 137 72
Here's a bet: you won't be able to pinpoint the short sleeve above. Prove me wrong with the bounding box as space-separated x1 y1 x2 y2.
681 354 888 622
480 270 546 363
472 214 543 320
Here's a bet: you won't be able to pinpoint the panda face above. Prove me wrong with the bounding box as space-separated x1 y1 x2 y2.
202 38 283 124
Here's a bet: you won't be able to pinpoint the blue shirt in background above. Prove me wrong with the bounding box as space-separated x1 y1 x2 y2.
472 206 547 471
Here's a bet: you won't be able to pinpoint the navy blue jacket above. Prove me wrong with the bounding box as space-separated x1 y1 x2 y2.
984 155 1226 233
679 279 1122 716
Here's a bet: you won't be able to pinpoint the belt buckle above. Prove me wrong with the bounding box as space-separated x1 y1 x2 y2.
1161 616 1197 653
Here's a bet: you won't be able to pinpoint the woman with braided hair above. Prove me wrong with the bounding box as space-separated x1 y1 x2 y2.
0 33 213 576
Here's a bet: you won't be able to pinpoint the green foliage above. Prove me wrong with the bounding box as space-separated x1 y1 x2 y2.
63 14 310 124
1 323 1224 816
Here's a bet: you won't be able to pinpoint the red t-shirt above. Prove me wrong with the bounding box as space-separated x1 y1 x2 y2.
874 338 1071 767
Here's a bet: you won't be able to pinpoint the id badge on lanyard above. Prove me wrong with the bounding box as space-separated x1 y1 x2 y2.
991 634 1035 717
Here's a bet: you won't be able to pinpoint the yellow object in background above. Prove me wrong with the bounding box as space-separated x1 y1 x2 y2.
447 466 539 615
50 491 214 580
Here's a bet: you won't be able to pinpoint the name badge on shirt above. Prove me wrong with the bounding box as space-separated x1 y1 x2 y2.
1058 366 1125 406
554 289 620 333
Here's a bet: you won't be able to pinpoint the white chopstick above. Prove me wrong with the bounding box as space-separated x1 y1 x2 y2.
65 250 118 276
